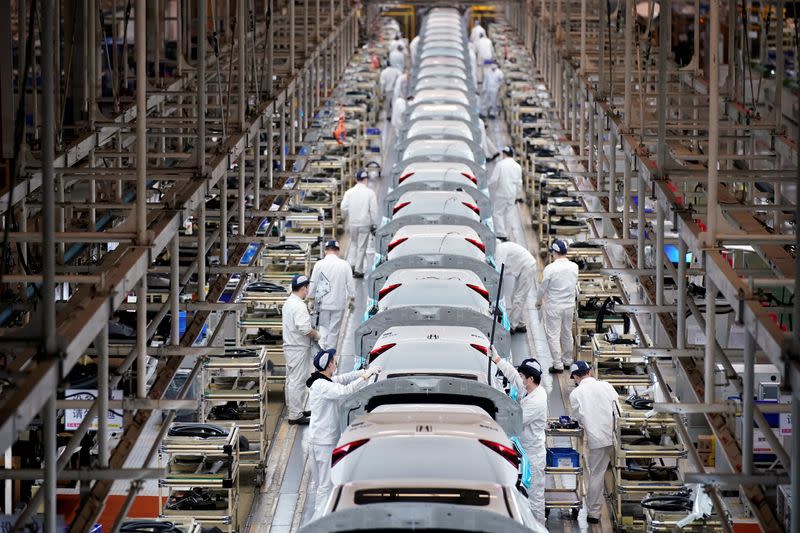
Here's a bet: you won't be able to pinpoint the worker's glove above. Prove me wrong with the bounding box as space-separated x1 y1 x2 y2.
370 225 377 236
362 365 382 380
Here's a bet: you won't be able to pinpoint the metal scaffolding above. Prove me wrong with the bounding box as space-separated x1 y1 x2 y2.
505 0 798 530
0 0 358 529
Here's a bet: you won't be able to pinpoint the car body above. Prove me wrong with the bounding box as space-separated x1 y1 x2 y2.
393 161 482 188
413 76 470 92
419 47 465 60
413 89 472 106
408 103 474 122
390 190 482 221
325 404 539 529
400 139 479 164
416 66 469 82
373 268 491 315
405 120 476 142
384 225 486 263
419 57 467 70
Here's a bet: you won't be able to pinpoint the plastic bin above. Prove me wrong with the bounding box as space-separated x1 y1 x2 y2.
546 447 580 468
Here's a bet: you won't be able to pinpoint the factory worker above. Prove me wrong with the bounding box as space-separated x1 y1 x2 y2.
468 41 479 82
495 239 537 334
487 146 523 241
536 239 579 373
475 31 494 84
481 61 505 119
409 35 420 62
391 94 414 134
309 240 355 350
470 21 485 44
341 170 380 278
306 349 382 518
569 361 618 525
379 62 402 117
392 70 410 102
489 355 548 525
282 274 320 425
389 43 406 71
479 118 499 161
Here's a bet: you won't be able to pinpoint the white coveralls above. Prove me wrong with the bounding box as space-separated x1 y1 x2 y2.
478 118 498 159
496 240 537 330
392 73 409 102
409 36 420 63
341 182 380 274
388 48 405 71
481 66 505 117
307 370 368 518
475 36 494 84
470 24 485 45
281 293 314 420
379 65 402 117
495 358 548 525
536 257 579 369
390 97 407 133
468 42 478 81
488 156 523 240
309 254 355 350
569 376 618 520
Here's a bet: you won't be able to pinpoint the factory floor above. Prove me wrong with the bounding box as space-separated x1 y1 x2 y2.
241 98 619 531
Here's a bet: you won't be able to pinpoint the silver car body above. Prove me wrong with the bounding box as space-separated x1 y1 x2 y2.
389 190 483 222
375 268 491 315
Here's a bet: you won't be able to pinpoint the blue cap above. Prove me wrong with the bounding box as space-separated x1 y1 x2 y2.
325 239 340 249
551 239 568 254
570 360 591 377
314 349 336 371
356 170 369 180
291 274 310 290
502 145 514 156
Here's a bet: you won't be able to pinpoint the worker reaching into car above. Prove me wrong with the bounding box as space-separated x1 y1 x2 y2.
309 240 355 351
536 239 579 373
496 239 537 335
569 361 618 525
341 170 380 278
282 274 320 425
306 349 382 518
488 354 548 526
488 146 523 242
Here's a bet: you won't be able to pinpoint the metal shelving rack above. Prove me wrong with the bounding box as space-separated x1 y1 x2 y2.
200 347 270 486
159 425 241 532
544 418 584 519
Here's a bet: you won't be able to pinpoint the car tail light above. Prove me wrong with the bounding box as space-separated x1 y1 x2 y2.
393 201 411 214
466 283 490 302
398 172 415 183
470 343 489 355
460 172 478 184
332 439 370 467
464 237 485 253
387 237 408 252
369 343 396 360
378 283 402 300
480 439 520 469
462 202 480 215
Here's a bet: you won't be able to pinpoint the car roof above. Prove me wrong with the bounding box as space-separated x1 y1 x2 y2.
371 343 493 382
405 120 476 142
401 139 476 162
409 103 472 122
396 189 474 204
376 325 490 342
386 233 485 262
384 268 482 285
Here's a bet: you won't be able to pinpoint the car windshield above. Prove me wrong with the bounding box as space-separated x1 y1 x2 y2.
406 120 475 141
408 104 472 122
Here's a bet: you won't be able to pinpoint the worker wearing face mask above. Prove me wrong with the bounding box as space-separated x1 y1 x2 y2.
489 354 548 526
569 361 618 525
341 170 380 278
536 239 579 373
481 61 505 119
488 146 523 242
495 239 537 335
306 349 383 518
282 274 321 425
309 240 355 351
